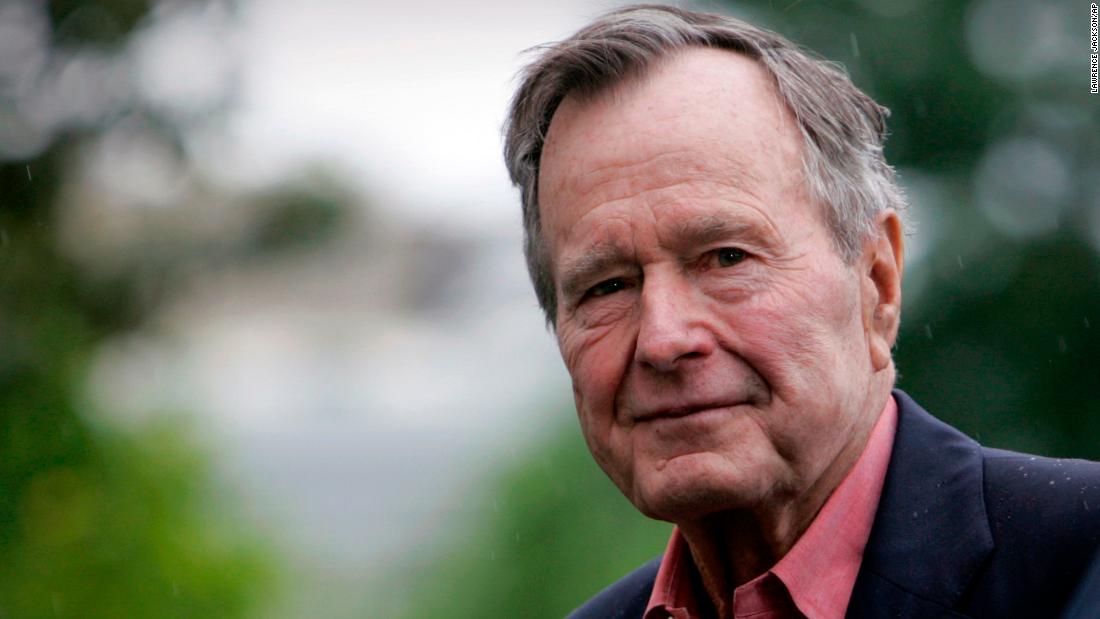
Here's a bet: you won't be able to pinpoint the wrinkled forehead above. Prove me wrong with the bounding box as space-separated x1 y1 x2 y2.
537 47 806 243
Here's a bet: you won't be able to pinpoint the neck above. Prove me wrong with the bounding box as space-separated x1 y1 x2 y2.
677 379 894 618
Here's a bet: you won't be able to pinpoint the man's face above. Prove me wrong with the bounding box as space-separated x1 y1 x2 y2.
538 49 886 523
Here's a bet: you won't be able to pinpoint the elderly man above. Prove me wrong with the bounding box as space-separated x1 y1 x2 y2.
504 5 1100 619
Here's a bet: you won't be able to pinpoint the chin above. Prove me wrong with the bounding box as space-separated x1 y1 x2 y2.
636 490 731 523
631 455 760 522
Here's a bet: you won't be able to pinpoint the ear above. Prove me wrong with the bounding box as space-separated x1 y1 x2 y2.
860 210 904 372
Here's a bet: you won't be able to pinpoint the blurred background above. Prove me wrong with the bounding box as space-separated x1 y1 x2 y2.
0 0 1097 617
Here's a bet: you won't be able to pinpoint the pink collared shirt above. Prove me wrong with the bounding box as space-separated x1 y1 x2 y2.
644 396 899 619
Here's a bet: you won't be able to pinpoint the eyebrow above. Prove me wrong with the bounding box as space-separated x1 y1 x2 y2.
666 214 780 253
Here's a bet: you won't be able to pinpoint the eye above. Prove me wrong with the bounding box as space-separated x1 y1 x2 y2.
586 278 629 299
715 247 747 267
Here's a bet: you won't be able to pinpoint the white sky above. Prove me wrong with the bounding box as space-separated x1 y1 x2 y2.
214 0 636 231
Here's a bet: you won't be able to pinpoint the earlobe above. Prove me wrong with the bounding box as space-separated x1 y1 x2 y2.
864 211 904 372
869 304 899 370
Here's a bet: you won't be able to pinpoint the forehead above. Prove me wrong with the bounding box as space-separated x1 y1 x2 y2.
537 47 811 253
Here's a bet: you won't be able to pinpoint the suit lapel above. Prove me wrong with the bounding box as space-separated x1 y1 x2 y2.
846 390 994 618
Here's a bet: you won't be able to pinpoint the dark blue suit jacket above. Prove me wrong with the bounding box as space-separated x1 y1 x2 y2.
567 390 1100 618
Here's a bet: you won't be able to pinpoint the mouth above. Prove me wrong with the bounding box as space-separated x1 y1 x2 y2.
633 402 742 423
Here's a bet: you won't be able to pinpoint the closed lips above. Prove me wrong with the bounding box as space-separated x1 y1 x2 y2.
634 402 741 422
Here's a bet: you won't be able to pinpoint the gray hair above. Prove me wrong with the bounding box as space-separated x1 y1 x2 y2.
503 4 907 326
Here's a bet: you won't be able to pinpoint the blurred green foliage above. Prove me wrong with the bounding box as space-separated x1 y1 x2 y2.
48 0 151 49
248 181 348 257
0 416 277 619
386 424 668 618
0 143 279 616
0 1 351 616
394 0 1100 617
897 233 1100 456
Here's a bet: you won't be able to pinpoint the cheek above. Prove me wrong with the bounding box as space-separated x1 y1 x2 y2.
558 323 640 495
558 323 638 452
557 323 634 426
721 271 862 393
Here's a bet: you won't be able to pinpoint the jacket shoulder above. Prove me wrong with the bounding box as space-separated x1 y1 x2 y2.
963 448 1100 614
980 447 1100 552
565 557 660 619
852 391 1100 617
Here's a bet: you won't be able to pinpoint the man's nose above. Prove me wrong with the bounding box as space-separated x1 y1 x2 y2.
633 273 714 373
